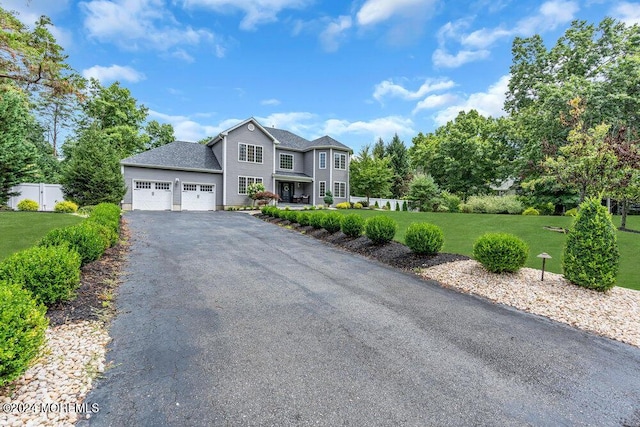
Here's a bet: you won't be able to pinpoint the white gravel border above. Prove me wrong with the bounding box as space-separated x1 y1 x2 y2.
0 321 109 427
420 260 640 348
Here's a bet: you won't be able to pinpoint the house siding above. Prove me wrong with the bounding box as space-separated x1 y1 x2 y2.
223 124 275 206
275 149 304 174
122 166 223 210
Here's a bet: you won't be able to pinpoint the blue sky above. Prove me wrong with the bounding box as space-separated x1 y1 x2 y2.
3 0 639 153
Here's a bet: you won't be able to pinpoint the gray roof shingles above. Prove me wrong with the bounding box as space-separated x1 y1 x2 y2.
121 141 221 171
266 127 351 152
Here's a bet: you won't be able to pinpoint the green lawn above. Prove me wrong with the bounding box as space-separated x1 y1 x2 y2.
326 209 640 291
0 212 84 261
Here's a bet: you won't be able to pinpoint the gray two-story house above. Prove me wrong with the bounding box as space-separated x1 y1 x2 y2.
120 118 351 211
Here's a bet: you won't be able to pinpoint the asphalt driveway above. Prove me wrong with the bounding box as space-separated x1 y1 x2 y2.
81 211 640 426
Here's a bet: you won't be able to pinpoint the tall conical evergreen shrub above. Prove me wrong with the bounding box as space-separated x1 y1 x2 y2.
563 197 619 291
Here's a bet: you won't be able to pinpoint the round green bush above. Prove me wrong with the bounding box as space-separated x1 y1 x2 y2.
0 245 81 305
473 233 529 273
54 200 79 213
341 214 364 237
563 198 619 291
288 211 300 224
321 212 342 233
17 199 39 211
88 203 121 233
405 223 444 255
0 281 48 386
309 212 325 229
39 222 106 266
297 212 311 226
522 207 540 216
365 216 397 244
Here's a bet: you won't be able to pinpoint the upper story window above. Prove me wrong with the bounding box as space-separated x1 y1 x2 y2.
334 152 346 170
239 143 263 163
319 152 326 169
279 153 294 170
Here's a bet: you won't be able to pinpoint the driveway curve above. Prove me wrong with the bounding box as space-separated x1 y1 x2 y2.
81 211 640 426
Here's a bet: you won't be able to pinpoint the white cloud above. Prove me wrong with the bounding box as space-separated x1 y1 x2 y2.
373 78 456 102
432 48 490 68
80 0 225 54
356 0 436 26
433 1 578 68
256 112 318 135
319 15 352 52
322 116 415 142
169 49 195 63
82 65 146 83
412 93 459 114
261 99 282 106
183 0 310 30
611 2 640 25
433 75 510 126
149 110 240 141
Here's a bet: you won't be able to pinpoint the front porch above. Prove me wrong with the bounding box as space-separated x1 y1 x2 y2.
274 172 313 205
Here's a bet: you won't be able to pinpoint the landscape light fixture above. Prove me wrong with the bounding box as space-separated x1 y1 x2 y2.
537 252 552 281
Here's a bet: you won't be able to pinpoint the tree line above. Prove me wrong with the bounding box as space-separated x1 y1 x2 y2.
350 17 639 229
0 7 175 207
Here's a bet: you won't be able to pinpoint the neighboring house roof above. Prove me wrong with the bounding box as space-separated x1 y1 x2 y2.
490 177 516 192
121 141 222 172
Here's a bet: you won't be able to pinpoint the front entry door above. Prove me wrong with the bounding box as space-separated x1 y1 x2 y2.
280 182 292 203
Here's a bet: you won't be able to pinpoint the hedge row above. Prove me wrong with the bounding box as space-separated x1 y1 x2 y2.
0 203 121 387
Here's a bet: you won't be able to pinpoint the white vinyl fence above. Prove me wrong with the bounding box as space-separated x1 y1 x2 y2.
350 196 408 211
7 183 64 211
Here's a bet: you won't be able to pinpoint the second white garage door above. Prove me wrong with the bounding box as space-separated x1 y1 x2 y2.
182 183 216 211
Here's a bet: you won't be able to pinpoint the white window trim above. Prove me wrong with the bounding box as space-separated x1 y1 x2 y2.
334 152 346 170
238 176 264 195
319 181 326 197
319 152 326 169
279 153 294 170
333 181 346 198
238 143 264 164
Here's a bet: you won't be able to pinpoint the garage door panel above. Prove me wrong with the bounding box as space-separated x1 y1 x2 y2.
133 181 172 211
182 183 216 211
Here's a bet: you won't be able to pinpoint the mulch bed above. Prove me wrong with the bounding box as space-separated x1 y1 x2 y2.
46 220 130 327
257 214 470 271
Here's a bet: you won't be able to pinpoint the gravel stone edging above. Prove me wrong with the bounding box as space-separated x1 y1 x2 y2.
421 260 640 348
0 321 110 427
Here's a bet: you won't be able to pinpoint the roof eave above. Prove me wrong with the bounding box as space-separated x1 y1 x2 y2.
121 162 223 174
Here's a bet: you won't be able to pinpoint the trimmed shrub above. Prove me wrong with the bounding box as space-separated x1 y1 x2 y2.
309 212 325 229
359 200 369 208
439 191 461 213
522 207 540 216
321 212 342 233
405 223 444 255
564 208 578 217
297 212 311 226
395 202 400 211
563 198 619 291
353 202 363 209
288 211 300 224
0 281 48 387
335 202 351 209
341 214 364 237
17 199 39 211
402 201 408 211
385 201 391 210
463 195 524 214
88 203 121 234
54 200 79 213
0 245 81 305
323 190 334 206
365 216 397 244
39 223 106 266
374 201 379 208
473 233 529 273
260 205 270 215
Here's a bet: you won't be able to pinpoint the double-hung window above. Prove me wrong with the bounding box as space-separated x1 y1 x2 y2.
239 143 263 163
319 152 326 169
334 153 346 170
279 153 294 170
238 176 263 195
319 181 326 197
333 182 346 198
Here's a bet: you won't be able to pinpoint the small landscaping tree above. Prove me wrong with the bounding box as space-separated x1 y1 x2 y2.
407 174 440 211
247 182 266 206
323 190 334 207
563 197 619 291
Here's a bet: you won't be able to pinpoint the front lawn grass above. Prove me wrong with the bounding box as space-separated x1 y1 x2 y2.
0 212 84 261
327 210 640 291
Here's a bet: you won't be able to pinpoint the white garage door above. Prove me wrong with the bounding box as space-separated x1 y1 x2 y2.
182 183 216 211
132 181 172 211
